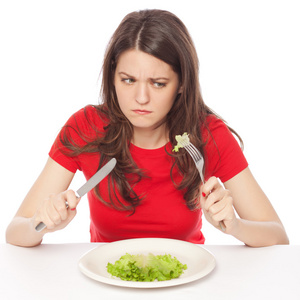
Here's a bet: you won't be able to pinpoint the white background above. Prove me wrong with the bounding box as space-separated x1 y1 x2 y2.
1 0 299 245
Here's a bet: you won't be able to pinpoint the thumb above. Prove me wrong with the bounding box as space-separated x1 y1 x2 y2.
64 207 77 225
199 186 207 211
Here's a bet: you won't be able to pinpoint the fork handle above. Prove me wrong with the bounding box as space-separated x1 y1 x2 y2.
219 220 226 232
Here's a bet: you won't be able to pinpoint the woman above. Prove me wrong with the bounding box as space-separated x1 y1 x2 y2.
6 9 288 247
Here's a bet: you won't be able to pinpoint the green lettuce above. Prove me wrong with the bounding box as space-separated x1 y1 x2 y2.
172 132 190 152
106 253 187 281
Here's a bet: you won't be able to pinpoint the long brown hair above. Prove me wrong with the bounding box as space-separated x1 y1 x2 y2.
61 9 242 212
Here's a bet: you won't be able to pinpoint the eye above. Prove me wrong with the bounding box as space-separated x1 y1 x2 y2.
121 78 135 85
153 82 166 88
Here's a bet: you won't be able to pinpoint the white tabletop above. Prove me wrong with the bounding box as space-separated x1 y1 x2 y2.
0 243 299 300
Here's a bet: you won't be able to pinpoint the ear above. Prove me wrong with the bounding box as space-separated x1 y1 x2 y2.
178 85 183 94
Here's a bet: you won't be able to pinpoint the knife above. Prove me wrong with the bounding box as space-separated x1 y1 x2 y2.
35 158 117 232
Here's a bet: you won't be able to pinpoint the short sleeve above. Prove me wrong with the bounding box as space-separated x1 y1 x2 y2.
203 115 248 182
49 109 84 173
48 105 105 173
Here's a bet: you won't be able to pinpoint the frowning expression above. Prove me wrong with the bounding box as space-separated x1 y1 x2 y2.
114 49 181 132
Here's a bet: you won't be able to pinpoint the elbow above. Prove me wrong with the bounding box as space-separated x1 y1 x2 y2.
279 232 289 245
5 219 43 248
243 221 290 248
276 221 289 245
5 222 15 245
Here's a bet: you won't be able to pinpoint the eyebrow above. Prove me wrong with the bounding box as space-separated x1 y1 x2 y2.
118 72 169 81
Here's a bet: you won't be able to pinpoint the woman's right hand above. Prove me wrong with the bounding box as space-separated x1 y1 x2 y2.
6 158 76 247
33 190 80 232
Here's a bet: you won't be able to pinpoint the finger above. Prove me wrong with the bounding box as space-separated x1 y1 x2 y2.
44 193 70 227
207 197 227 216
199 189 206 211
47 198 64 226
211 190 233 217
201 176 220 197
63 190 80 210
211 202 233 225
66 208 77 222
203 186 227 212
40 207 58 230
52 194 70 221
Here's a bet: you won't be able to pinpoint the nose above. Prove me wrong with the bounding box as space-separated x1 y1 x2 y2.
135 82 150 105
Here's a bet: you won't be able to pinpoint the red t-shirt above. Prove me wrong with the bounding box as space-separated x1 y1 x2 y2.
49 105 248 243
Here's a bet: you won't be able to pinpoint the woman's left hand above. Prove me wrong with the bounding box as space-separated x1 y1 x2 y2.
200 176 237 233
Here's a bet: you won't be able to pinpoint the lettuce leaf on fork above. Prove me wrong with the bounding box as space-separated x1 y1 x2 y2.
106 253 187 282
172 132 190 152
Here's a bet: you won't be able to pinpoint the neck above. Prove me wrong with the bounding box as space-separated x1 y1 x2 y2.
132 126 169 149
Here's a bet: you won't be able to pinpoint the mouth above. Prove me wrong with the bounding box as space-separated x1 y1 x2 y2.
132 109 152 115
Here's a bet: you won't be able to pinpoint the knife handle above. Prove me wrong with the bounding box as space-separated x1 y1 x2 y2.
35 222 46 232
35 201 70 232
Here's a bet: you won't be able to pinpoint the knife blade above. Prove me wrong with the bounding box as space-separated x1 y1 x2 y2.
35 158 116 232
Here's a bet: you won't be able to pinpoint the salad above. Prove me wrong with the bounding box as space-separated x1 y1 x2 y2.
106 253 187 282
172 132 190 152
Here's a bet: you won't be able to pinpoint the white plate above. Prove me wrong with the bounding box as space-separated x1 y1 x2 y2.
78 238 216 288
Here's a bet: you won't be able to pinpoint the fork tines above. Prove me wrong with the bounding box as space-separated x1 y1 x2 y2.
182 141 202 162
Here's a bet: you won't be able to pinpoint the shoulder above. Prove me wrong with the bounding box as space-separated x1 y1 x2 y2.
65 105 109 134
202 114 241 149
56 104 110 147
70 105 108 124
203 114 231 137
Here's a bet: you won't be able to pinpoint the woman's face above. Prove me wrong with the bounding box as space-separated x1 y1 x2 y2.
114 49 181 134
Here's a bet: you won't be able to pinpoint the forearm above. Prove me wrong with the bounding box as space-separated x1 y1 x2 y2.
231 219 289 247
6 216 44 247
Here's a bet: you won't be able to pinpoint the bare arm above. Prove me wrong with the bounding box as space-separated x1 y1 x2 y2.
6 157 77 247
201 167 289 247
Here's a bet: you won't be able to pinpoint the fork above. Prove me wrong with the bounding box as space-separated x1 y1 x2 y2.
182 140 226 232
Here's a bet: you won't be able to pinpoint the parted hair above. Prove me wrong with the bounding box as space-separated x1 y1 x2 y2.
60 9 242 212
